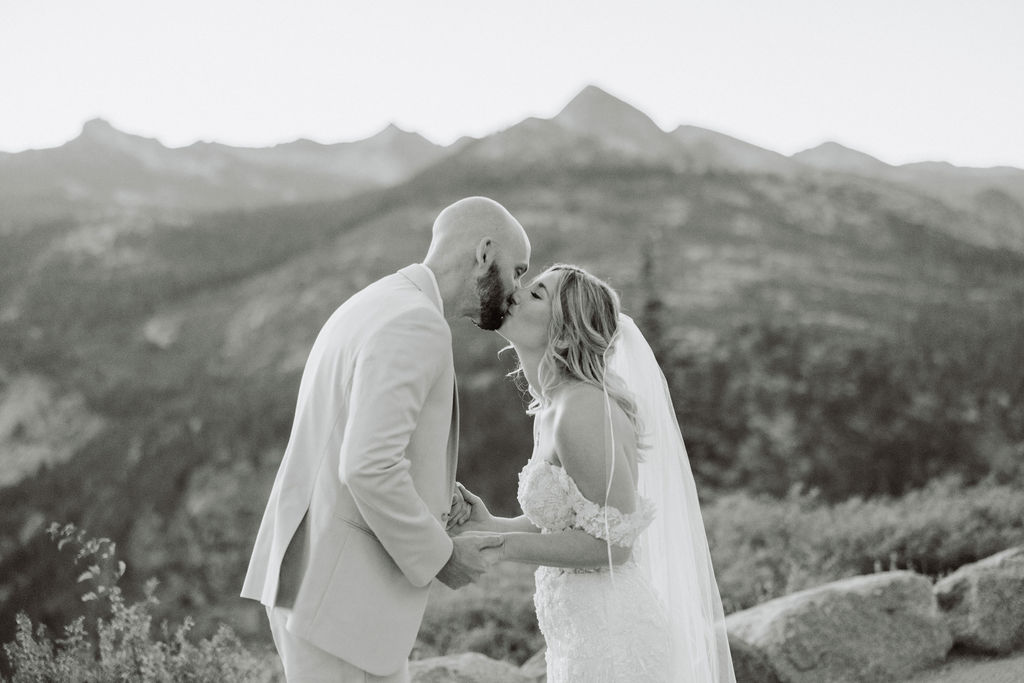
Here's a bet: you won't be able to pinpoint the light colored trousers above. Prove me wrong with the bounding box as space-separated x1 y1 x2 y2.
266 606 410 683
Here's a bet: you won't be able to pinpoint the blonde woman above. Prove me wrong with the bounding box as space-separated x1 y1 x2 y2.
454 264 735 682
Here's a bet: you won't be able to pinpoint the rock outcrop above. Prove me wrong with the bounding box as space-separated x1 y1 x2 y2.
517 648 546 680
728 632 784 683
934 546 1024 654
725 571 951 683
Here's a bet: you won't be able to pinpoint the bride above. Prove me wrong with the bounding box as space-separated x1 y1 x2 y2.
452 264 736 682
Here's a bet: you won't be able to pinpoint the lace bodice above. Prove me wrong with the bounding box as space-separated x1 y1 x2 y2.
517 456 656 548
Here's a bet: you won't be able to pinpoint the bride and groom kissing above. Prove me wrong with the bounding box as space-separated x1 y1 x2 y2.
242 197 736 682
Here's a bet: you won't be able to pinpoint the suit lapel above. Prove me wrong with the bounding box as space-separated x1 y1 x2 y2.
447 379 460 500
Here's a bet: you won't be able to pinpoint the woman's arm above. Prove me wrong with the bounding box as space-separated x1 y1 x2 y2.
498 528 631 568
484 516 542 533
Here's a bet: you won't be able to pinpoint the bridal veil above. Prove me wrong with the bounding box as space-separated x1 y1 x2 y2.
604 314 736 682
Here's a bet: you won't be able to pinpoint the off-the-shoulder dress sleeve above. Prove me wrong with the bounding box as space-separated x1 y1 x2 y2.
543 461 656 548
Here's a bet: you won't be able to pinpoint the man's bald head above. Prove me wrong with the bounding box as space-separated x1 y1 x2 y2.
423 197 530 328
426 197 528 263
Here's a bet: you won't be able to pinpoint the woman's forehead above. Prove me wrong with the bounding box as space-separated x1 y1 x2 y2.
530 269 564 288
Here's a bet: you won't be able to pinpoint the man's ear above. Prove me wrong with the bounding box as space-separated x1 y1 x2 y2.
474 237 493 268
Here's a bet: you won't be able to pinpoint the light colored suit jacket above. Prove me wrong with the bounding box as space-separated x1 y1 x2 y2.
241 264 459 676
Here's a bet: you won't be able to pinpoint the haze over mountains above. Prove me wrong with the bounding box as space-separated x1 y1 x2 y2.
3 85 1022 250
1 84 1022 650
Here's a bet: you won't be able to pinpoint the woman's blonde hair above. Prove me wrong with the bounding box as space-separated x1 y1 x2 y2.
510 264 646 449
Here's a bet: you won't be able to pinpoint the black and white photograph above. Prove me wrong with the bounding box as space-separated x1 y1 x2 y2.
1 1 1023 681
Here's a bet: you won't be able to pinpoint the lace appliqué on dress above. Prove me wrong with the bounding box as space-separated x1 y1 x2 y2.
518 457 655 547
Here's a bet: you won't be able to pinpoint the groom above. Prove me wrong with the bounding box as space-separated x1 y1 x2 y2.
242 197 531 682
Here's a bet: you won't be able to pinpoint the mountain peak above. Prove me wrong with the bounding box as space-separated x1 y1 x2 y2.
368 122 415 142
552 84 674 159
806 141 867 155
793 141 890 173
74 117 162 151
356 124 441 157
279 137 324 150
78 118 125 144
565 84 620 105
82 117 117 134
556 85 646 125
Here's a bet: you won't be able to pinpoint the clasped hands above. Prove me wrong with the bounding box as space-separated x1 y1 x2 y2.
435 483 503 589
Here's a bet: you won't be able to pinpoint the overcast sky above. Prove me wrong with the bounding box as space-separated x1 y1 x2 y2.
2 0 1022 168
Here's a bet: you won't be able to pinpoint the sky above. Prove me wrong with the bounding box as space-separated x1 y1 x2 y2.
2 0 1022 168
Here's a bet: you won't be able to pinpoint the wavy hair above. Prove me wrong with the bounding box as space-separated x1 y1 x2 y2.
509 264 646 451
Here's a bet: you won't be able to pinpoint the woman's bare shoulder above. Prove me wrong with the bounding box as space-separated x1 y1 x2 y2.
549 382 637 507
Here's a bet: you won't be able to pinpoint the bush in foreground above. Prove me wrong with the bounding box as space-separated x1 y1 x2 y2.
1 524 275 683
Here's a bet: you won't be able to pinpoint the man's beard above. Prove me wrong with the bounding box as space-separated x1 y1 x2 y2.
473 262 510 331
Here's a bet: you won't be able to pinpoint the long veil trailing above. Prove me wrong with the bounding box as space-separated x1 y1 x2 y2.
605 314 736 682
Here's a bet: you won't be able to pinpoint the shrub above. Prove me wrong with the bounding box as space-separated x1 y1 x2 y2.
704 477 1024 612
1 523 276 683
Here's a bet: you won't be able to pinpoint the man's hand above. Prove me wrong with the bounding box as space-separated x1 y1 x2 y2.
436 533 504 589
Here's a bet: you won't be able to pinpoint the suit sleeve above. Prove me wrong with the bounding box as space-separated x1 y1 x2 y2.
340 307 454 588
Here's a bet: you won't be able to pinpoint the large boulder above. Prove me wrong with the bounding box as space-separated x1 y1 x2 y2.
410 652 534 683
519 648 547 681
725 571 952 683
934 546 1024 654
728 632 784 683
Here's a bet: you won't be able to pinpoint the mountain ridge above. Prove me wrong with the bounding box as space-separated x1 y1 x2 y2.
3 86 1021 242
6 91 1020 172
0 118 456 222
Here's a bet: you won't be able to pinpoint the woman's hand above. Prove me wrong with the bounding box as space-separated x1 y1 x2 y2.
446 487 473 530
448 482 497 535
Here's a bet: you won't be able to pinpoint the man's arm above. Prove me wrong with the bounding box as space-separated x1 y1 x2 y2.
341 307 454 588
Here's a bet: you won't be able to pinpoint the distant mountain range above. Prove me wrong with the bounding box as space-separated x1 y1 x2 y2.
0 118 459 222
3 85 1022 250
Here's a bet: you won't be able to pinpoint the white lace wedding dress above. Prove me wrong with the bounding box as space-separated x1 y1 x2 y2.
517 454 672 682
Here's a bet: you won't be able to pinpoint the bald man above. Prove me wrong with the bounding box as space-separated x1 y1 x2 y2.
241 197 531 682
